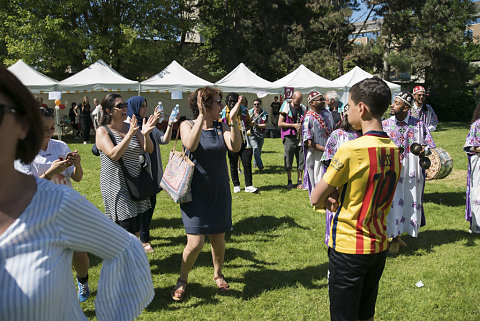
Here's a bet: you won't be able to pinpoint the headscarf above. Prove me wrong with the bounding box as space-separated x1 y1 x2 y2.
126 96 146 127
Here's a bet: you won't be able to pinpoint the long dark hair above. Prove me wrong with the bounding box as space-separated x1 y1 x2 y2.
471 101 480 124
0 66 43 163
100 93 122 125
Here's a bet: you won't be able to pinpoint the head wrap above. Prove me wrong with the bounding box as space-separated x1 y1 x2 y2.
395 92 414 108
412 86 425 95
126 96 146 127
308 91 323 103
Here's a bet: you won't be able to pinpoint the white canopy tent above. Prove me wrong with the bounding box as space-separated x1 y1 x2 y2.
58 59 138 92
331 66 401 104
269 64 342 94
140 60 213 92
215 63 274 94
8 60 59 93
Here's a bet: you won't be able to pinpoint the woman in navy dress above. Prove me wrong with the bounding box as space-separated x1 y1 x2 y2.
171 87 242 301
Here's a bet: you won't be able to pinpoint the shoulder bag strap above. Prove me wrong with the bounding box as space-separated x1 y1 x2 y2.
103 125 134 180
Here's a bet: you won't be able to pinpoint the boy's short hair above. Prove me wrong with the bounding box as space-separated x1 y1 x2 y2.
349 77 391 118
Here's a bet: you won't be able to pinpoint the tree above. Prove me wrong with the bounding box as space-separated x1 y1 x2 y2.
372 0 477 120
0 0 197 80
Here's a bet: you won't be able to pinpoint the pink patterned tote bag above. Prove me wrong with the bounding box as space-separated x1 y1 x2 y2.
160 130 195 203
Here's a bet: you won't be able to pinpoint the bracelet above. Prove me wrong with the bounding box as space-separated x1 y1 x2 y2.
168 123 173 127
44 171 52 180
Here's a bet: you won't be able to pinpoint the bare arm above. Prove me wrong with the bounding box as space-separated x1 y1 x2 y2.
180 92 206 152
310 178 339 211
96 118 138 161
180 117 203 152
278 113 300 131
68 150 83 182
223 96 242 152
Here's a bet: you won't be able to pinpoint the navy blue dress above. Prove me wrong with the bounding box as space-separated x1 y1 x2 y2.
180 121 232 234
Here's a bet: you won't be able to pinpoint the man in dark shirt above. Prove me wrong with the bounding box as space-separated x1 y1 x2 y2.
270 96 281 128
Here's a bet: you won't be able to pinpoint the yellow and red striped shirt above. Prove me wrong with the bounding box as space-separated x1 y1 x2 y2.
323 131 401 254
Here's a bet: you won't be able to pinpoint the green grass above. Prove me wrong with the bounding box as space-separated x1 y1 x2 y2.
67 122 479 320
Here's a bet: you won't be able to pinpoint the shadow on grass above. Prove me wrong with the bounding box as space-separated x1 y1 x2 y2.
151 217 183 229
434 122 468 132
393 229 478 256
239 263 329 299
147 263 329 310
423 191 466 207
233 215 308 235
257 184 299 192
259 165 286 175
149 247 273 275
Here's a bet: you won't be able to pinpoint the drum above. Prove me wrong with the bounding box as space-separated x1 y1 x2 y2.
425 148 453 180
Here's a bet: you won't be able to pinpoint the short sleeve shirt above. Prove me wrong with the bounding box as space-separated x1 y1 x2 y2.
323 131 401 254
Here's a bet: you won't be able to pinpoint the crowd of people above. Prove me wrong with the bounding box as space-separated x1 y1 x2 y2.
3 60 477 320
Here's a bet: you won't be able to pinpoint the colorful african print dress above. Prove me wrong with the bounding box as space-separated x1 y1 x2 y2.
382 115 435 238
464 119 480 233
320 128 361 245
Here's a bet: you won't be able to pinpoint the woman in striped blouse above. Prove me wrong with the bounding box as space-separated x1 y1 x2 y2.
95 93 157 235
0 66 154 320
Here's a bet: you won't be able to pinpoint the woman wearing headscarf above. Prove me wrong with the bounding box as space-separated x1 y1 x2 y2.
126 96 179 253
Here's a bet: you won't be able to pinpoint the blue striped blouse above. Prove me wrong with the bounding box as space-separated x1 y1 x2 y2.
0 178 154 321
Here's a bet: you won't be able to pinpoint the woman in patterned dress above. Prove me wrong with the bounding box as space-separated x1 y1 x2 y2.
95 93 157 234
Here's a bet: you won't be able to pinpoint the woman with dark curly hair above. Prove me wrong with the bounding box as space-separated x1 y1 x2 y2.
171 87 242 301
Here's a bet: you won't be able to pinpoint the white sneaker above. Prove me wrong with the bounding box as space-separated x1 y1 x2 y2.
233 186 241 193
245 186 258 193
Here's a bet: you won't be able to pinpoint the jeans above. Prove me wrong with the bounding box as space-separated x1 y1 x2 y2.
228 143 253 187
249 135 264 168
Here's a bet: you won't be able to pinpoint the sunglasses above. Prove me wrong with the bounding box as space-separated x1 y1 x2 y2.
253 103 260 106
343 104 349 112
416 94 426 98
114 103 128 109
0 103 16 124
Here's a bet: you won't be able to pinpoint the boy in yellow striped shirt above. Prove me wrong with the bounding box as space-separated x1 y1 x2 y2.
311 78 401 321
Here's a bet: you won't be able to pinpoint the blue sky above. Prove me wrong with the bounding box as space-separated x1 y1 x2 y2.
351 0 480 22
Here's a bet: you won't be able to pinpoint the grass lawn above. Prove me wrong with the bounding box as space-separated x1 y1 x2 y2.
67 121 479 321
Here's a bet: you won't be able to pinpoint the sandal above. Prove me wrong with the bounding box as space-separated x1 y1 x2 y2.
143 243 154 254
171 278 187 301
213 274 230 292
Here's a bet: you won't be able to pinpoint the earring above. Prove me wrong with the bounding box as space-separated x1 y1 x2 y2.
19 132 26 139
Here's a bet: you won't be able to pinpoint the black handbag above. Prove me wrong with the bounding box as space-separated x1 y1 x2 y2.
104 126 161 201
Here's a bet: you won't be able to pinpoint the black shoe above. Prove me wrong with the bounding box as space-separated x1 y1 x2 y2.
287 182 295 189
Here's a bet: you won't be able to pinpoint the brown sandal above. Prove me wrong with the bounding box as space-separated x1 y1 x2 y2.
213 274 230 292
171 277 187 301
